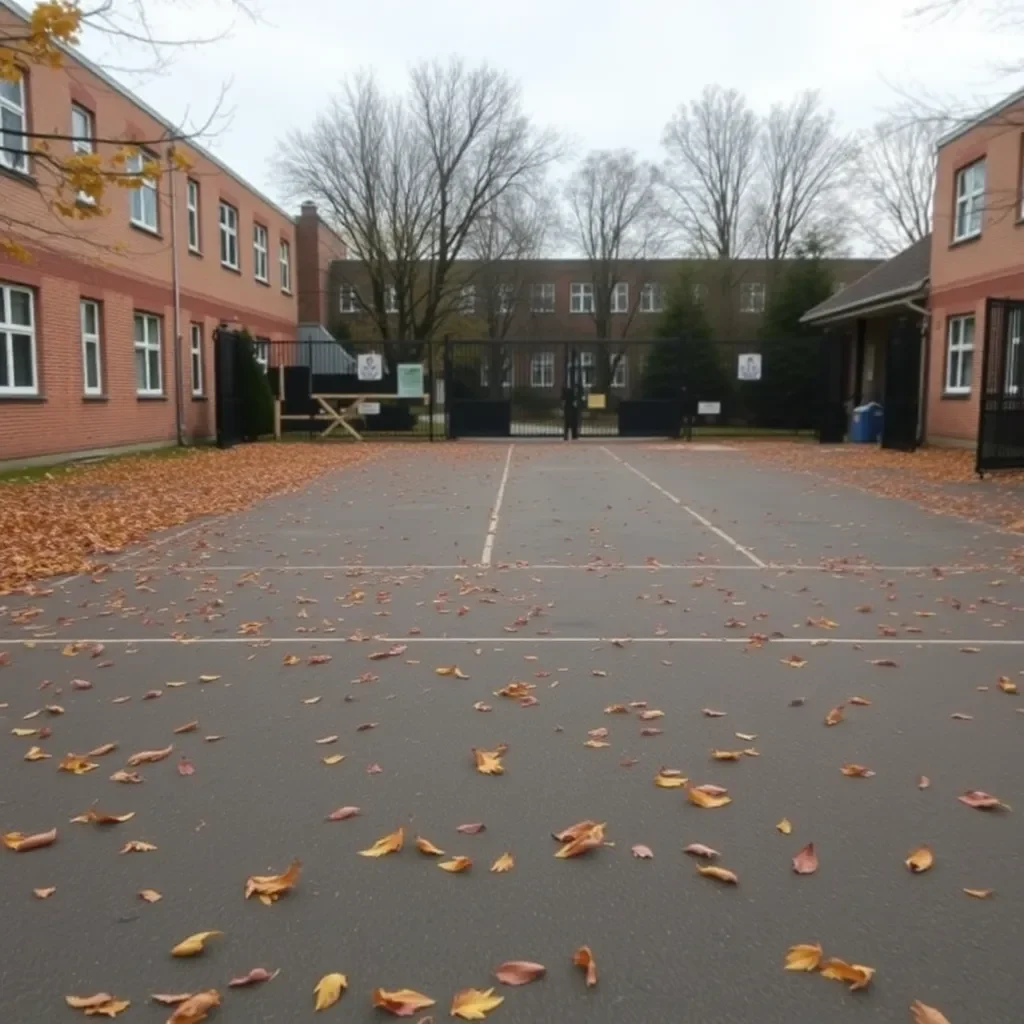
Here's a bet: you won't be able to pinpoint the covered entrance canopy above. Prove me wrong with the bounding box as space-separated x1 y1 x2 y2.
802 237 930 451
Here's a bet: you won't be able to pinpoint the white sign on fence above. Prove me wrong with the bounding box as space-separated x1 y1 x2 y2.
357 402 381 416
737 353 762 381
697 401 722 415
357 353 383 381
396 363 424 398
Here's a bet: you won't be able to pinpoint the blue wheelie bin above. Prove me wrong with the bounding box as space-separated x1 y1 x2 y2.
850 402 883 443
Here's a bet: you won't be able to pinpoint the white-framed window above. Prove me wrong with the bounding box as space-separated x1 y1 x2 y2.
570 282 594 314
578 351 628 390
640 282 662 313
458 285 475 314
740 281 766 313
186 179 200 253
531 282 555 313
611 355 627 388
579 350 595 389
80 298 102 395
70 104 94 205
219 201 239 269
340 284 359 313
497 284 515 314
611 282 629 314
531 351 555 388
953 159 985 242
0 282 37 394
1005 307 1022 395
127 151 158 232
692 282 707 305
279 240 291 292
133 312 162 395
190 323 204 396
254 338 269 371
0 75 28 173
253 223 269 282
480 356 514 388
945 314 975 394
384 285 398 314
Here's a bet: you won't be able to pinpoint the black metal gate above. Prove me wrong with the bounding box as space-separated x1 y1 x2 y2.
817 331 847 443
976 298 1024 474
444 339 684 439
881 317 922 451
213 328 245 448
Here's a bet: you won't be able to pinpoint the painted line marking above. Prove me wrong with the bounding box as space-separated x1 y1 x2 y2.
7 636 1024 646
480 444 514 567
601 447 767 568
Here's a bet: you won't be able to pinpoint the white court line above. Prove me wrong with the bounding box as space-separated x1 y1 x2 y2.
480 444 514 566
86 563 1012 573
601 446 767 568
8 636 1024 646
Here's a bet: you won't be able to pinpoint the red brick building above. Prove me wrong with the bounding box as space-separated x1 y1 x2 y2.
0 0 311 465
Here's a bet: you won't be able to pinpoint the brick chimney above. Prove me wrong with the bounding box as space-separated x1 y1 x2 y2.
295 201 347 327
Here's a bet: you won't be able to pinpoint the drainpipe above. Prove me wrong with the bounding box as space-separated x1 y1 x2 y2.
903 299 931 447
167 146 185 447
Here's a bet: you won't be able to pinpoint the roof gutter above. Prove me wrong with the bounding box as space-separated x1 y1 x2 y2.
801 278 929 325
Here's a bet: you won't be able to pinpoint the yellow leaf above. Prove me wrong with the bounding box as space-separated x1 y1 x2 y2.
584 739 610 748
490 852 514 873
58 753 99 774
415 835 445 856
998 675 1017 694
711 749 745 760
472 747 505 775
65 993 131 1016
24 746 51 761
654 771 688 788
687 787 732 809
372 988 436 1016
784 943 822 972
313 973 348 1011
321 754 345 765
198 674 220 683
11 727 38 737
359 827 404 857
438 856 472 873
963 887 993 899
776 818 793 834
819 958 875 991
696 863 738 884
451 987 504 1020
245 858 301 902
824 705 845 726
283 654 301 666
905 845 934 873
435 665 469 678
70 808 135 825
167 989 220 1024
138 889 162 903
572 946 598 987
171 930 222 957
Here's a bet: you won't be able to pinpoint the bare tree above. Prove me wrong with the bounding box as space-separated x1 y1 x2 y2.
276 59 560 350
661 86 759 259
751 91 858 261
855 117 942 254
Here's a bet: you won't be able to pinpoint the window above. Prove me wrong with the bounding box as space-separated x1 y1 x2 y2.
384 285 398 314
740 282 766 313
692 282 706 305
531 351 555 388
459 285 476 314
80 299 102 395
570 282 594 314
133 312 162 395
0 282 36 394
127 151 158 232
611 282 629 314
1005 307 1022 395
253 224 269 282
953 160 985 242
640 282 663 313
219 201 239 269
578 351 627 390
340 285 359 313
190 323 204 396
186 179 200 252
279 240 291 292
611 355 627 388
579 350 595 389
70 105 94 205
497 284 515 314
253 338 269 371
0 74 28 173
531 282 555 313
945 315 975 394
480 356 513 388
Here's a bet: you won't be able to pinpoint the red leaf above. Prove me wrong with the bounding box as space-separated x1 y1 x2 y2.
494 960 546 986
792 842 818 874
229 967 279 987
177 756 195 776
631 844 654 859
457 822 485 834
326 806 361 821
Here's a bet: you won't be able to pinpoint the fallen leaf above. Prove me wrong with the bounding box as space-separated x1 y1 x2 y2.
696 863 738 884
416 836 445 856
472 747 505 775
841 764 875 778
372 988 436 1017
110 770 143 784
356 722 378 732
126 745 173 767
143 690 162 701
572 946 598 987
553 820 599 842
86 743 117 757
688 786 732 809
2 827 57 852
435 666 469 679
198 674 221 683
451 987 504 1020
735 732 757 741
71 807 135 825
149 994 192 1006
229 967 278 988
998 675 1017 694
245 858 301 903
702 708 727 717
918 776 931 789
178 757 196 777
472 702 491 712
58 753 98 774
819 958 875 991
631 844 654 859
777 818 793 834
490 852 514 873
438 856 472 873
792 843 818 874
910 1001 952 1024
33 886 56 899
496 681 534 699
959 790 1010 810
24 746 51 761
905 845 934 873
604 703 629 714
963 887 993 899
321 754 345 765
638 709 664 720
316 735 339 745
171 930 222 957
173 721 199 734
168 989 221 1024
282 654 301 666
457 823 485 834
366 763 383 774
784 943 823 972
950 713 973 721
138 889 162 902
711 749 745 761
327 806 360 821
583 739 610 748
960 647 981 654
555 822 606 858
781 654 807 668
120 840 157 853
65 994 131 1017
848 696 872 706
313 973 347 1011
683 843 719 858
360 827 404 857
824 705 845 727
494 961 545 986
654 771 688 789
869 658 899 667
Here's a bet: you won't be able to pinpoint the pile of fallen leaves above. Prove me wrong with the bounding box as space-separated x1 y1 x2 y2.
0 445 376 593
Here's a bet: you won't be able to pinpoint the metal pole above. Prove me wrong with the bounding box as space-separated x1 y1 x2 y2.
167 147 185 447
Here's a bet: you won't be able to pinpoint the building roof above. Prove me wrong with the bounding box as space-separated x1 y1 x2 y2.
800 236 931 325
0 0 293 224
937 85 1024 150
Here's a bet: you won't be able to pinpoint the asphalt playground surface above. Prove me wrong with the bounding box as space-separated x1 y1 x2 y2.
2 440 1022 1023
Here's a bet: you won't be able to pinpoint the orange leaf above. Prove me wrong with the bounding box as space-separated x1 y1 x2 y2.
2 827 57 852
415 836 445 856
70 807 135 825
847 696 872 706
840 763 875 777
313 973 347 1011
905 845 934 873
572 946 598 987
438 856 472 873
371 988 436 1016
784 943 822 971
58 753 98 774
472 747 505 775
359 827 404 857
998 675 1017 694
654 770 688 789
792 843 818 874
65 993 131 1016
696 863 738 884
781 654 807 668
126 744 173 767
819 958 874 991
173 720 199 734
959 790 1010 810
824 705 845 727
494 960 545 985
552 820 599 842
167 989 221 1023
554 822 606 858
120 840 157 853
687 786 732 809
245 858 301 902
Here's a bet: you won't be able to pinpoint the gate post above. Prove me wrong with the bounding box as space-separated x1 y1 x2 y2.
443 335 453 440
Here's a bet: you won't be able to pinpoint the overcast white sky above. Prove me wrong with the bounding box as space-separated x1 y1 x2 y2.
82 0 1023 212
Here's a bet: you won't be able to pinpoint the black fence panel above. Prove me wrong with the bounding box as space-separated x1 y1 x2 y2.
977 298 1024 474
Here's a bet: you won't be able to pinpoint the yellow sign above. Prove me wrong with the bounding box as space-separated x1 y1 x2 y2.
587 393 607 410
